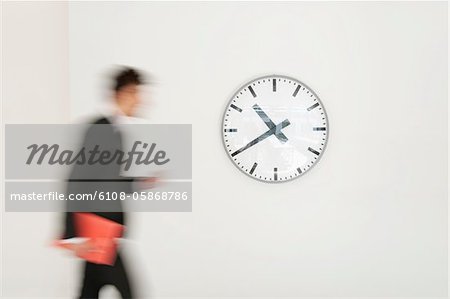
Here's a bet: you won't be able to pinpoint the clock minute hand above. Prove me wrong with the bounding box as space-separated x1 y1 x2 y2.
231 119 291 157
252 104 288 143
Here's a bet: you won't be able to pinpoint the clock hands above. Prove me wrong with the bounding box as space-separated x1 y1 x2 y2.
231 119 291 157
252 104 288 143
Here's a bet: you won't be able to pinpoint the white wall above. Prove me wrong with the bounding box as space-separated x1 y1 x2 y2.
67 2 448 297
2 2 448 298
1 2 76 299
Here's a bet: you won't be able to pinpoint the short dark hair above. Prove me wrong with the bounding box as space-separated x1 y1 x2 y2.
112 67 145 92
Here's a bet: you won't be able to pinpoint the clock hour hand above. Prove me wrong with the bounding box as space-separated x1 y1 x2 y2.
253 104 288 144
231 119 291 157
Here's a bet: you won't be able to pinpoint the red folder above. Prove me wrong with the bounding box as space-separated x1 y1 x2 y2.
54 213 123 265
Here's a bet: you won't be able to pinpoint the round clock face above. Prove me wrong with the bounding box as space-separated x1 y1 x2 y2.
222 75 329 183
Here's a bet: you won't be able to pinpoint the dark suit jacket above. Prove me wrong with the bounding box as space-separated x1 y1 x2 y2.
62 116 134 239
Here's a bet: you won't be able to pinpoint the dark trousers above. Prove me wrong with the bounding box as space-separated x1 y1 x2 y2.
78 253 133 299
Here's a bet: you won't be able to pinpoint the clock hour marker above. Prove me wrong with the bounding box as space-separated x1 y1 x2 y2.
230 104 242 112
248 85 257 98
292 85 301 97
272 79 276 92
297 167 302 174
224 128 237 132
249 162 258 175
307 103 319 111
308 147 320 155
274 167 278 181
313 127 326 131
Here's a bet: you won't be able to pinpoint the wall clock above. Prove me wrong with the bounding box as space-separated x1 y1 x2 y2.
222 75 329 183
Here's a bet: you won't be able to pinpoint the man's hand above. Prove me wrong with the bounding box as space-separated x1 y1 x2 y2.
67 239 102 257
138 171 163 189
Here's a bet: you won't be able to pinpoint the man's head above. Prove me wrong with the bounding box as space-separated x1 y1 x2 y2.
112 67 145 116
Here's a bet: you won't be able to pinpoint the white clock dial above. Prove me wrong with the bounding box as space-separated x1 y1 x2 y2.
222 75 329 183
